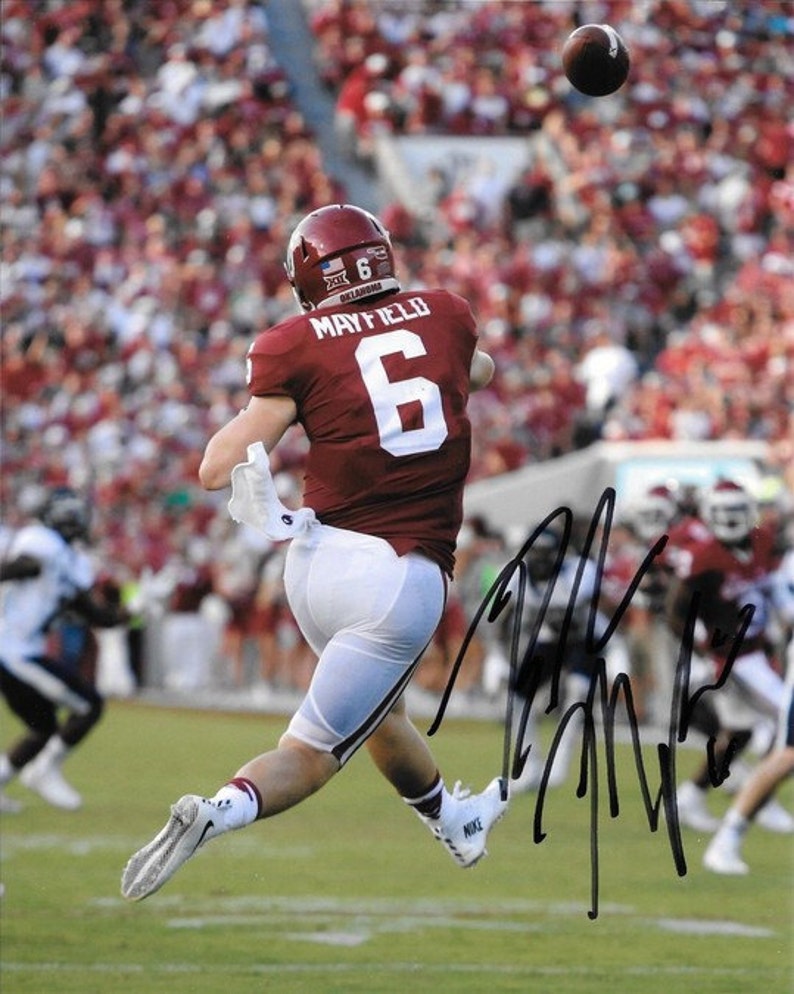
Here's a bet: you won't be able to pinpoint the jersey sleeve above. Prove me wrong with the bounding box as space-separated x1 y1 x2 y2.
72 550 96 591
246 315 306 400
13 525 57 561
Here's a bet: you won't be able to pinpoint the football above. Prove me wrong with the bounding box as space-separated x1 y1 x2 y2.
562 23 630 97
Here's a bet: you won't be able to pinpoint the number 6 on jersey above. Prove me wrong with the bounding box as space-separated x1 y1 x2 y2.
355 329 448 457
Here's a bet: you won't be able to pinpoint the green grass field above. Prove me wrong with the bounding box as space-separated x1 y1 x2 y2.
1 699 792 994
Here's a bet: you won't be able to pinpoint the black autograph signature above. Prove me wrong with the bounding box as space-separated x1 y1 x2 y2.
428 487 755 919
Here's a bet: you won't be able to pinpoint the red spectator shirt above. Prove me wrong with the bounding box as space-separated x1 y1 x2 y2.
246 289 479 576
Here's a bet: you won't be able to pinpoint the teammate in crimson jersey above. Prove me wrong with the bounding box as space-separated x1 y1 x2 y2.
122 204 508 901
665 480 792 835
667 483 781 675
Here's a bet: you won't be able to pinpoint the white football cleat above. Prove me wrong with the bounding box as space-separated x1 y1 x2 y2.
676 781 719 833
703 834 749 876
19 758 81 810
420 777 509 868
121 795 221 901
754 798 794 834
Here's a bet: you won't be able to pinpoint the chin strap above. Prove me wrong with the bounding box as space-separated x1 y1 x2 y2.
228 442 315 541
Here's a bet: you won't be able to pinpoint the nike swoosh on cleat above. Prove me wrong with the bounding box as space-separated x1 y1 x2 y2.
192 819 215 854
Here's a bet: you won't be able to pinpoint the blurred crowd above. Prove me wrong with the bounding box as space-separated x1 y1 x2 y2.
309 0 793 478
2 0 793 691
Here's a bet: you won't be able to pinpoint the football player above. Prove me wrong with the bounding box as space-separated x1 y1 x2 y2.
505 523 610 794
121 204 508 901
605 483 684 725
665 479 793 836
0 488 128 812
704 530 794 873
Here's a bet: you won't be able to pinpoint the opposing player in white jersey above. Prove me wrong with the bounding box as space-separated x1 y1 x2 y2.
0 488 128 811
121 204 508 901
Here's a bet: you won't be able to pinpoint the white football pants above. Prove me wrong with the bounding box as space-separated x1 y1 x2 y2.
283 523 445 765
713 648 785 731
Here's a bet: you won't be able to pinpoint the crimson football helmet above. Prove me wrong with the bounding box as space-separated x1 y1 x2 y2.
701 479 757 544
285 204 401 311
631 484 679 542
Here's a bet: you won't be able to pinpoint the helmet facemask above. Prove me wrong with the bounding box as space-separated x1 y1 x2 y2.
632 486 678 543
702 482 757 544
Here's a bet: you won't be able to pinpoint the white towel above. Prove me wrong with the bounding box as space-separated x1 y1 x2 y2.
228 442 315 541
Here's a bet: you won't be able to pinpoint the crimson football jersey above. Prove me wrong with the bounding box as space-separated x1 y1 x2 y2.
246 289 479 576
658 514 712 578
669 520 781 663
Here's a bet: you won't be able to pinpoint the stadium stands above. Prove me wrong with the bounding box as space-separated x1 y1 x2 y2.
2 0 792 689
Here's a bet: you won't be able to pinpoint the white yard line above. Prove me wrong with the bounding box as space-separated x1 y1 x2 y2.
0 961 779 978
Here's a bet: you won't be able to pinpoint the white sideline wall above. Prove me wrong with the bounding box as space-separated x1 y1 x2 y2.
462 439 772 533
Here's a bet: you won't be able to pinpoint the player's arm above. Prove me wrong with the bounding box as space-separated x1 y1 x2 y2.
665 572 695 642
70 587 130 628
469 349 494 391
665 567 717 656
0 554 42 582
199 394 297 491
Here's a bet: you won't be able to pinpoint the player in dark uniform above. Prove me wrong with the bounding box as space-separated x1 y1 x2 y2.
122 204 508 900
0 488 127 811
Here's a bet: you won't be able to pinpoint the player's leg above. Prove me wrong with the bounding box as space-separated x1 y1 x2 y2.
364 695 438 795
310 540 507 866
122 526 507 899
0 655 102 810
506 643 557 794
19 661 103 810
704 681 794 874
122 527 440 900
0 665 57 812
676 658 756 832
120 735 340 902
233 733 339 815
730 649 785 717
366 695 508 868
720 649 794 830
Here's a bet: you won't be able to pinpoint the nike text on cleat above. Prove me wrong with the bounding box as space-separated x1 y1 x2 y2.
425 777 509 868
120 795 220 901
